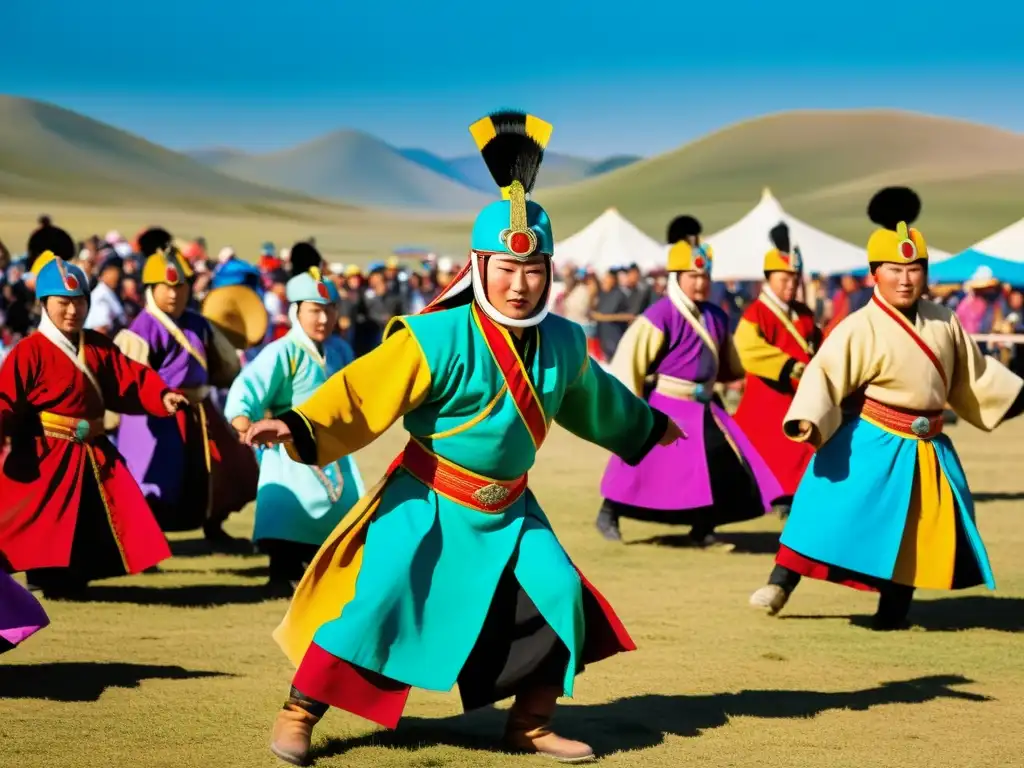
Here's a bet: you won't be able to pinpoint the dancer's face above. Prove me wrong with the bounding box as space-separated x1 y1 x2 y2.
678 271 710 302
485 255 547 321
875 262 926 309
767 271 799 304
152 282 190 319
46 296 88 334
297 301 337 343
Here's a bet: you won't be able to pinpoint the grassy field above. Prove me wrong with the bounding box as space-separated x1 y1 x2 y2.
2 417 1023 768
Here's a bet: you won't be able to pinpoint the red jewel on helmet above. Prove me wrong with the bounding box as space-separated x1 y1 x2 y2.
509 231 533 256
317 283 329 299
899 239 917 260
166 265 179 283
65 274 79 290
693 255 706 269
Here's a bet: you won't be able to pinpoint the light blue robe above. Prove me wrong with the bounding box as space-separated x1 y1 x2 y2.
225 328 365 546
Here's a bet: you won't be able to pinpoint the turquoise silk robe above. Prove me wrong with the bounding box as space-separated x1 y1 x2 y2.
274 302 667 703
224 327 365 547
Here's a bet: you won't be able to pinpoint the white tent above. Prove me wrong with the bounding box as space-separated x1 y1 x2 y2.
703 188 951 280
969 217 1024 261
553 208 665 272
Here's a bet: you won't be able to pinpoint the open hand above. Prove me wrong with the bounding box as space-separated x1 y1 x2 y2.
658 419 687 445
162 391 190 414
243 418 293 448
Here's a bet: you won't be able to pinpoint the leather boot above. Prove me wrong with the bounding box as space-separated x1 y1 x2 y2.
504 685 595 763
270 701 321 766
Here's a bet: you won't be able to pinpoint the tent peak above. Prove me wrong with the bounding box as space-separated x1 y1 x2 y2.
760 186 775 201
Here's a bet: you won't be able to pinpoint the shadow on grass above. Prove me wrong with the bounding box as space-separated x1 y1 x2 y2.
782 596 1024 633
972 491 1024 503
0 662 229 702
167 538 258 558
209 564 270 578
628 531 780 554
312 675 987 760
73 583 280 607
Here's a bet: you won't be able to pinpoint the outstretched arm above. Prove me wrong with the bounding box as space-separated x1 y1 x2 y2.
250 328 431 466
782 316 870 448
733 314 803 391
555 327 674 466
100 340 175 417
224 343 289 431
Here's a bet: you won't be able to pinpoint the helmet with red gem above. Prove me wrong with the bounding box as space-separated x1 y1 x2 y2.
866 187 929 267
139 227 194 286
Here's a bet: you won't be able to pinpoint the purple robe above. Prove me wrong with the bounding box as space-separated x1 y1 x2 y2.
117 309 257 531
0 572 48 652
600 297 781 514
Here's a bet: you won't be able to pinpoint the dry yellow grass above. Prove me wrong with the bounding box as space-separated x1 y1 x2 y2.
2 416 1023 768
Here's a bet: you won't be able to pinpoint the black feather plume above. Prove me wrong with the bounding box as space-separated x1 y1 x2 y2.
289 242 323 277
138 227 174 257
769 222 790 253
478 111 545 193
667 215 702 245
27 225 75 266
867 187 921 230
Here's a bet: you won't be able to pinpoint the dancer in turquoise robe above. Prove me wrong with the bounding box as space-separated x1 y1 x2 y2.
225 269 364 593
247 110 681 766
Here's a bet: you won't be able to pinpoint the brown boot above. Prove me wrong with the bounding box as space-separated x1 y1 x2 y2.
270 702 321 766
504 686 595 763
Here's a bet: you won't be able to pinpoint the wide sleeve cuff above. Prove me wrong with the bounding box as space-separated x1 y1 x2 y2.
280 409 318 465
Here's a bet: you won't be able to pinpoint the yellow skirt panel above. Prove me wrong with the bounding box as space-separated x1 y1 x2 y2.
892 440 957 589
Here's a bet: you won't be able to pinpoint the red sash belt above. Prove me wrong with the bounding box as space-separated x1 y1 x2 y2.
388 439 528 513
859 398 943 439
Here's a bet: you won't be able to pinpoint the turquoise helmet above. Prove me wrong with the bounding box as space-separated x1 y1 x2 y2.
286 267 334 305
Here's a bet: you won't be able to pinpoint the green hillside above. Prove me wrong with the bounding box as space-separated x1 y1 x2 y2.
0 96 313 212
539 110 1024 251
207 130 492 212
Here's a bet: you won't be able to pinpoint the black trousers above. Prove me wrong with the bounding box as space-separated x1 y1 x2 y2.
768 564 915 623
260 539 320 583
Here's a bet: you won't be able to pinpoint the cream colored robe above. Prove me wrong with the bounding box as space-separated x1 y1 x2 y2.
785 289 1023 448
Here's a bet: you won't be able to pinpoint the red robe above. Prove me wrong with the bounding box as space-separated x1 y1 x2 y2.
732 296 821 496
0 331 173 575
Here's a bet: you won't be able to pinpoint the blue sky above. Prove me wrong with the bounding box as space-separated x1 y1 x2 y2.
3 1 1022 158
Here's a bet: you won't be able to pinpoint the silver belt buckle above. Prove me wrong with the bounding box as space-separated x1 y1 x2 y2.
910 416 931 437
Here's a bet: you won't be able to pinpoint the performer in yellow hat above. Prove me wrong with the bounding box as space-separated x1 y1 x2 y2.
114 228 258 552
750 187 1024 628
733 222 821 518
596 216 782 547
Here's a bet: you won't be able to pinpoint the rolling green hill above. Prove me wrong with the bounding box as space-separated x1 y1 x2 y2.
538 110 1024 251
0 96 314 212
202 130 492 212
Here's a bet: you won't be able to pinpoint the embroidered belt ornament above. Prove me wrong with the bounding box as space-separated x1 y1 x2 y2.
472 483 511 506
500 180 537 259
911 416 931 437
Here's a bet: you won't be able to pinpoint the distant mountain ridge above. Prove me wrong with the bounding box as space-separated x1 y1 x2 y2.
187 136 642 208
